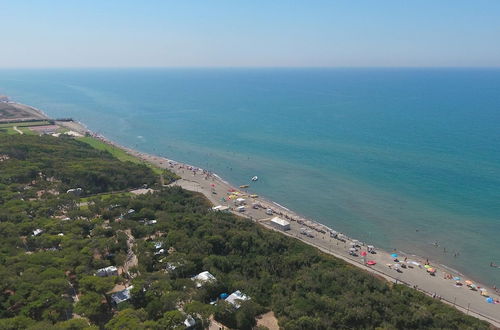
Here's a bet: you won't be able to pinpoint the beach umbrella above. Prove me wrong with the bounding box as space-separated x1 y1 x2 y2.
367 260 377 266
481 290 490 297
391 253 398 258
427 268 436 273
453 276 461 281
361 251 367 256
465 280 473 285
486 297 494 304
424 265 431 269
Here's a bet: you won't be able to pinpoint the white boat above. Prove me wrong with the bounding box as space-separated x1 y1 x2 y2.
251 176 258 181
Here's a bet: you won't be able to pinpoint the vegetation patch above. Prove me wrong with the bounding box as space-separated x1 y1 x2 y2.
78 136 167 176
0 132 489 329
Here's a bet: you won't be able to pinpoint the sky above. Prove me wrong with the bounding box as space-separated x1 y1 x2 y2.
1 1 499 68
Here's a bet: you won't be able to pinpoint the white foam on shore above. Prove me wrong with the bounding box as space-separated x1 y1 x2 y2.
272 201 291 211
12 102 50 119
213 174 229 185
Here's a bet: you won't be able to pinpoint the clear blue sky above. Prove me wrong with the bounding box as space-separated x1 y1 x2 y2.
1 0 499 68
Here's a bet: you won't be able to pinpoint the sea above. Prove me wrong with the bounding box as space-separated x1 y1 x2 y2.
0 68 499 286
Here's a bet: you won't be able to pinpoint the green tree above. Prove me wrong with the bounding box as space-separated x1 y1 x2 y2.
74 292 109 324
79 276 115 295
105 308 147 330
157 310 184 329
54 318 98 330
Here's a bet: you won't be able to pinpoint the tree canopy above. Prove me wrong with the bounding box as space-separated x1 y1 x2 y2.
0 132 489 329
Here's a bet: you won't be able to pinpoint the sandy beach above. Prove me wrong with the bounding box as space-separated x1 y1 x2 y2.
56 120 500 327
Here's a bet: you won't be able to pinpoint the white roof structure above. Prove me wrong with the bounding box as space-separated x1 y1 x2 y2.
111 286 133 304
191 271 216 287
225 290 250 309
270 217 289 226
236 198 246 202
270 217 290 227
212 205 230 211
184 315 196 328
96 265 118 276
32 229 43 236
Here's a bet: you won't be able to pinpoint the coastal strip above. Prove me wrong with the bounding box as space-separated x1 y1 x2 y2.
56 119 500 327
11 113 497 328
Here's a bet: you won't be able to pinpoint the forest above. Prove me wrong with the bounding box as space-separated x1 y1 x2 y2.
0 133 489 329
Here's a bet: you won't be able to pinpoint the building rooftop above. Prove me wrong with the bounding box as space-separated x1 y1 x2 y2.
111 286 133 304
225 290 250 309
192 271 216 287
270 217 290 227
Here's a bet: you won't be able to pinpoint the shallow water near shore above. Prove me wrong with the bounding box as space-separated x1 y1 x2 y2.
1 68 499 286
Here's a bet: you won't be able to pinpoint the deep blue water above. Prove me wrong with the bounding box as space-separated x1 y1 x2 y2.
0 68 499 286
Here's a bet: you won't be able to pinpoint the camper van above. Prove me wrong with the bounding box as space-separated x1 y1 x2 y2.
235 198 246 206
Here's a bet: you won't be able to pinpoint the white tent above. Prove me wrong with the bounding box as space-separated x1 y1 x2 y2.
192 271 216 288
225 290 250 309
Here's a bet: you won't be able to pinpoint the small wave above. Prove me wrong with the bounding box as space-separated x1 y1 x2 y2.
272 201 290 211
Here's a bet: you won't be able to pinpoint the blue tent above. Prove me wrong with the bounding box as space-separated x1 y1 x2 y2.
486 297 494 304
391 253 398 258
219 293 229 299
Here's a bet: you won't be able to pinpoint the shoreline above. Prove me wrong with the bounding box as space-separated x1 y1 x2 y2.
57 121 500 327
28 113 500 327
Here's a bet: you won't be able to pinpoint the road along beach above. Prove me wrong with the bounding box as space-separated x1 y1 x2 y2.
55 120 500 328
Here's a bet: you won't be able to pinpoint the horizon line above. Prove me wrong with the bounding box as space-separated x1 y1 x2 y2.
1 65 500 70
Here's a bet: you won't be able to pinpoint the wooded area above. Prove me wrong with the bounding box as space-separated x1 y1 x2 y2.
0 133 489 329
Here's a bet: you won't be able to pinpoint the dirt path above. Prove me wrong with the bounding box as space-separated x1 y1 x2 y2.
122 229 138 274
256 311 279 330
13 126 23 134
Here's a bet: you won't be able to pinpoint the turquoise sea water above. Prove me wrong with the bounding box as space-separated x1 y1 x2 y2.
0 68 499 286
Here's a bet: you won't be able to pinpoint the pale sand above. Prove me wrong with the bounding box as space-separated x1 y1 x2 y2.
57 121 500 327
256 311 280 330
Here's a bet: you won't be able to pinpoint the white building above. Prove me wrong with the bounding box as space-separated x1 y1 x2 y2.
270 217 290 231
225 290 250 309
212 205 230 212
96 265 118 277
191 271 216 288
32 229 43 236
